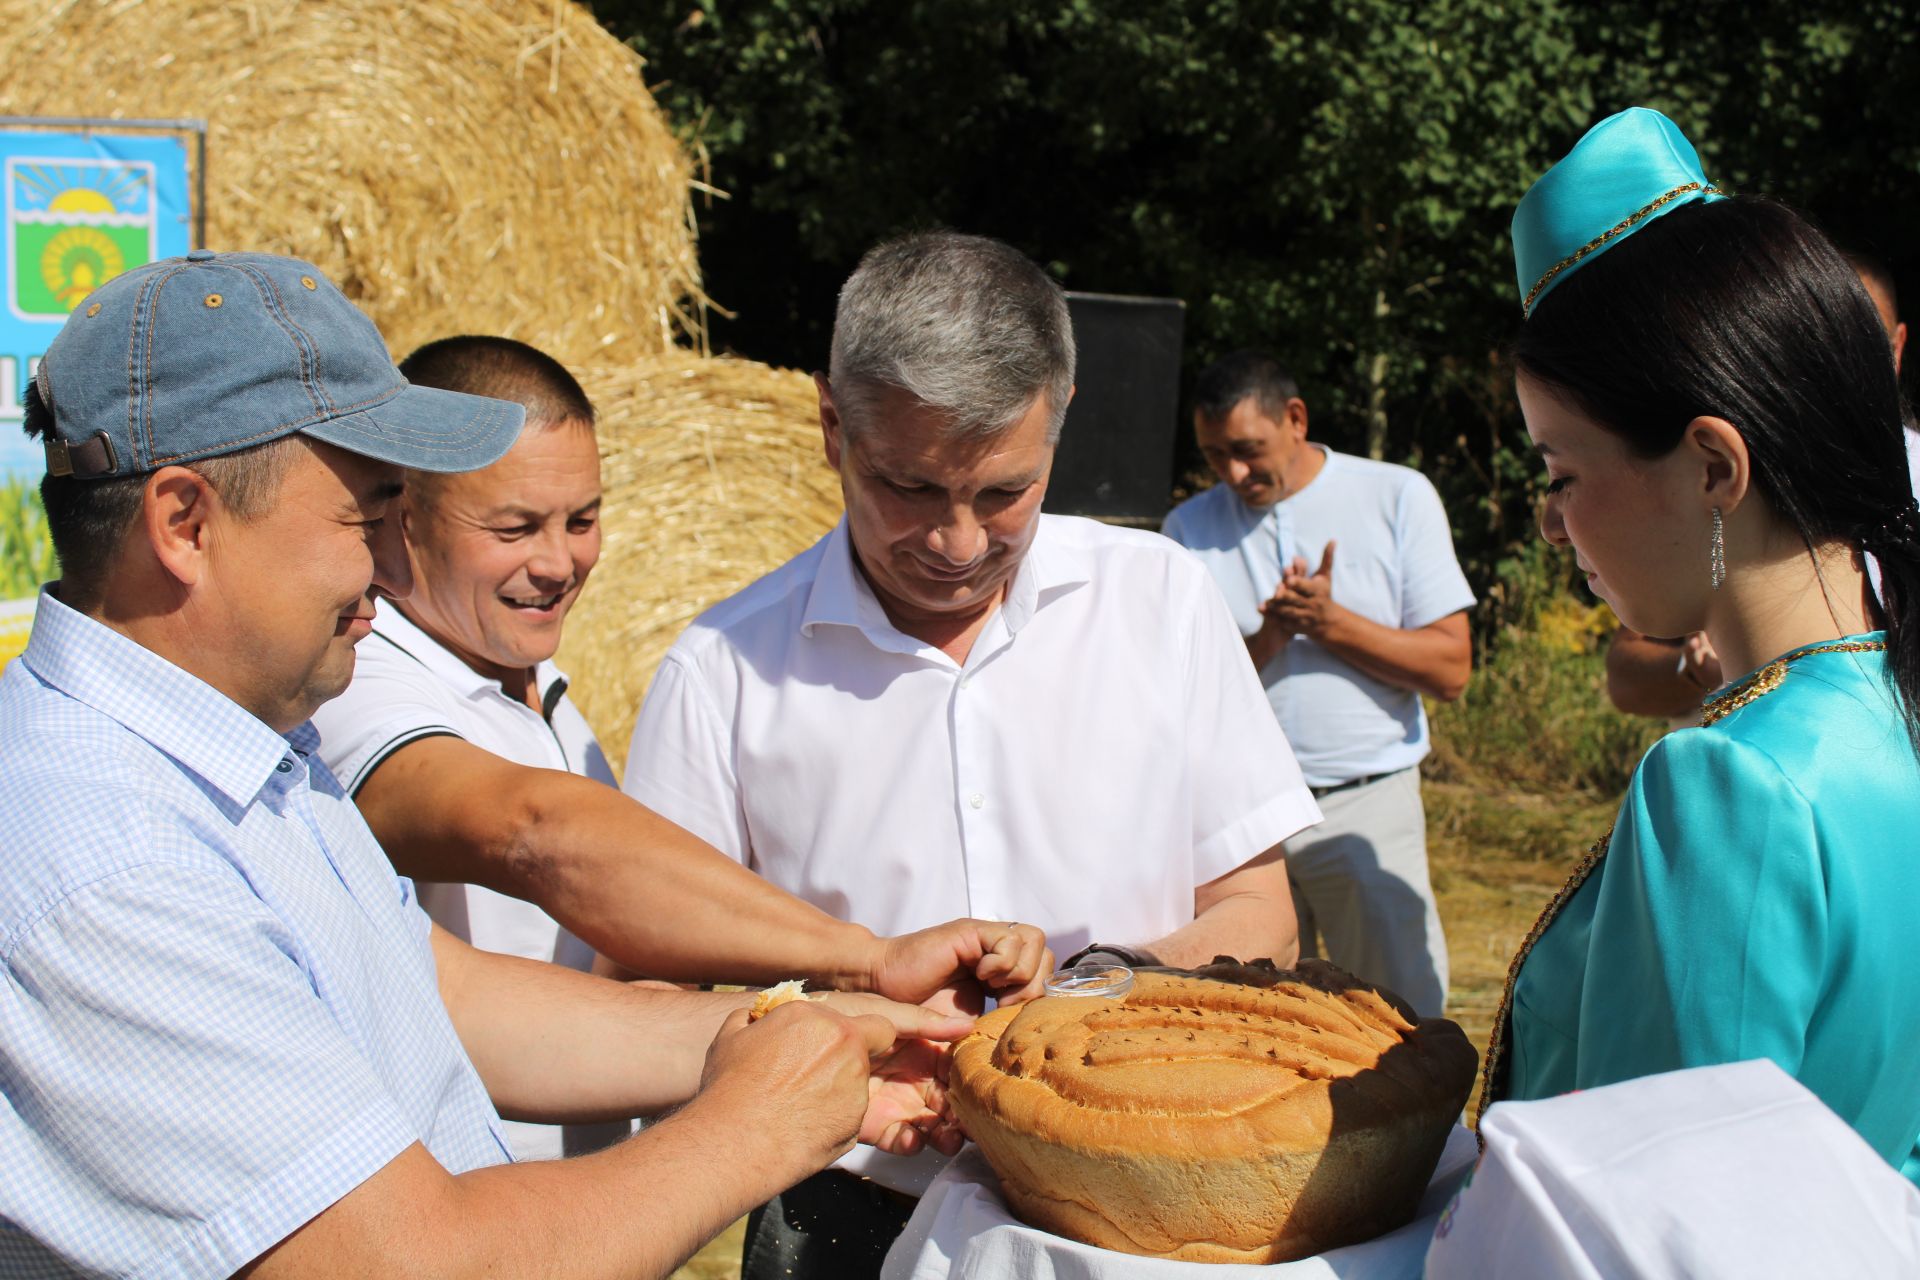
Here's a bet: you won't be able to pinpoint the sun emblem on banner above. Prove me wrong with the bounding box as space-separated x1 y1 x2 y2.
7 158 156 320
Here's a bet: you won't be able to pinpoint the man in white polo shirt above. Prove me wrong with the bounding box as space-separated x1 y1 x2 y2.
312 336 1051 1161
624 232 1322 1280
1163 350 1472 1018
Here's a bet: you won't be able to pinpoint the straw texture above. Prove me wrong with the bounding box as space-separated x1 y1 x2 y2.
0 0 707 364
561 354 843 770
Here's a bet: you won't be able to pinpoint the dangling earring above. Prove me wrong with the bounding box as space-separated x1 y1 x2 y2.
1710 507 1726 590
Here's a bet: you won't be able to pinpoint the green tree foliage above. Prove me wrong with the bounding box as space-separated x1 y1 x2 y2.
593 0 1918 633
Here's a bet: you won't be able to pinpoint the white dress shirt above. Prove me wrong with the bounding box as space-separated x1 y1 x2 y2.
311 599 625 1161
624 514 1320 1192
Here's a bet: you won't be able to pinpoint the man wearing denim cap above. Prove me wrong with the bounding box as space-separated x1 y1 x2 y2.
0 251 969 1279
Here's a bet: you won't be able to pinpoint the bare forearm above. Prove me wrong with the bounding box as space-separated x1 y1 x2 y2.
1315 609 1469 701
1605 630 1699 718
253 1104 813 1280
1148 894 1299 969
363 746 883 989
443 1098 805 1278
1245 620 1290 672
1143 848 1299 969
521 786 880 987
434 929 750 1121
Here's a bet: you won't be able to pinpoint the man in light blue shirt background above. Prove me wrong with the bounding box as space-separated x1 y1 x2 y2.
0 252 965 1280
1163 350 1473 1016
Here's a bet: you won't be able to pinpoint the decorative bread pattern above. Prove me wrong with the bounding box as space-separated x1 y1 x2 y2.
951 958 1477 1263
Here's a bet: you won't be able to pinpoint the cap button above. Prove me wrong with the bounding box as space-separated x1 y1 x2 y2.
185 249 216 262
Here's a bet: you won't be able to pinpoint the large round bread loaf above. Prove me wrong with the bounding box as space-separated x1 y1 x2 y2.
950 958 1478 1264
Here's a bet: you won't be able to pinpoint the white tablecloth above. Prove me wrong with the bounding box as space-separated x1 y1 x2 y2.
882 1124 1477 1280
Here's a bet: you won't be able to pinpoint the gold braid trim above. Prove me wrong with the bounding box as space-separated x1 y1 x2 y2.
1476 828 1611 1135
1522 182 1722 314
1478 637 1887 1138
1701 639 1885 726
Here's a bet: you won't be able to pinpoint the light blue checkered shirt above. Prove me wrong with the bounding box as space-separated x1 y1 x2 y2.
0 589 511 1279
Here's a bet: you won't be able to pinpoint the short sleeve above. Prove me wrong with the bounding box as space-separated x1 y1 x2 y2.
1177 565 1323 882
308 653 460 794
1573 731 1826 1089
622 651 751 862
0 864 419 1279
1392 475 1475 630
1160 503 1190 544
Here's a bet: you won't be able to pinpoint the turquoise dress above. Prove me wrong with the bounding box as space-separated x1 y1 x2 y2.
1501 633 1920 1185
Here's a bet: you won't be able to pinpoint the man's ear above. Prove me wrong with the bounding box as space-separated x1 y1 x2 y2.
1685 416 1752 514
1286 397 1310 440
815 371 843 470
142 466 220 588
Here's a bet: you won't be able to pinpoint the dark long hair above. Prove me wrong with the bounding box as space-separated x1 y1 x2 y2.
1514 195 1920 753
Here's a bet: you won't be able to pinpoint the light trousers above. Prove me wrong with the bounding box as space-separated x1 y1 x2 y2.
1285 766 1449 1017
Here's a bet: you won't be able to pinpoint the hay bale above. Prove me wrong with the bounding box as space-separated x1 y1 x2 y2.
0 0 705 365
561 353 843 770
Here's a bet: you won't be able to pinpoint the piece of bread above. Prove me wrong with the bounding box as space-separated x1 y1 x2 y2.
950 957 1477 1263
748 979 820 1021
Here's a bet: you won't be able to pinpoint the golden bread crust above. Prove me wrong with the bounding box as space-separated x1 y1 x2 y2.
951 959 1477 1263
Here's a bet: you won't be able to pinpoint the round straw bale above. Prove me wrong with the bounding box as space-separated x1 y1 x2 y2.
0 0 705 365
561 352 843 771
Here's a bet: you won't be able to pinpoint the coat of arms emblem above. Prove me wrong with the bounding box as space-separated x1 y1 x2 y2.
7 158 156 319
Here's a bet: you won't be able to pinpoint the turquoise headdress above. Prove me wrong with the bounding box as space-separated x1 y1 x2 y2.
1511 107 1726 317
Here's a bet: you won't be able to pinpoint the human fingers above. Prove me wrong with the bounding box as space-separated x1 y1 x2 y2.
820 992 974 1043
1317 540 1336 577
973 923 1049 989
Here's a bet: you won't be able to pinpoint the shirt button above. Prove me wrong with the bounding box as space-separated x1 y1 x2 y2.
276 759 293 773
969 793 984 809
959 674 971 690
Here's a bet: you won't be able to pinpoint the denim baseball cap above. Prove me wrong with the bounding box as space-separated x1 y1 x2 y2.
35 250 524 479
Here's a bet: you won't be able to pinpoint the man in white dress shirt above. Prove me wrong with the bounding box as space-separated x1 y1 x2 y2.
624 232 1322 1279
1163 351 1473 1018
312 337 1052 1161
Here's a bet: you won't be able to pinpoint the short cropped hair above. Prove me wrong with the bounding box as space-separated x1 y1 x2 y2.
1844 248 1899 320
828 231 1076 442
22 380 299 598
399 336 595 431
1192 350 1301 425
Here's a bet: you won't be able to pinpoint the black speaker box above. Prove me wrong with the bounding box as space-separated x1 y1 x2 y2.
1048 291 1186 523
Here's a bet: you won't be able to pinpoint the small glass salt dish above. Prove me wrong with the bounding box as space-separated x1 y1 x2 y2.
1043 963 1135 1000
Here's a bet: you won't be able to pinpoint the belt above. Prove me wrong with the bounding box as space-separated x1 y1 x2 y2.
1308 768 1405 800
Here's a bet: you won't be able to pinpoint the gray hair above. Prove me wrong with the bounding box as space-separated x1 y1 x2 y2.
828 231 1076 442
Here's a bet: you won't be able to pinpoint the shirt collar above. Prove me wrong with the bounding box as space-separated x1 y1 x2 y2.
369 598 567 710
20 587 302 807
799 515 1092 651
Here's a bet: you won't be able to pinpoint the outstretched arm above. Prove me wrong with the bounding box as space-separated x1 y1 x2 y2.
354 737 1050 1002
243 998 925 1280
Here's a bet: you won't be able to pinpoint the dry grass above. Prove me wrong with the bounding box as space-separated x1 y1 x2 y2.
559 352 843 770
0 0 707 366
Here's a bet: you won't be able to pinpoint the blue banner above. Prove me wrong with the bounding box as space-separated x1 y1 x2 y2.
0 130 193 479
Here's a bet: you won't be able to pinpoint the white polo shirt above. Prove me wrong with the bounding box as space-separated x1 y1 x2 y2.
623 514 1320 1192
1162 447 1475 788
311 599 624 1162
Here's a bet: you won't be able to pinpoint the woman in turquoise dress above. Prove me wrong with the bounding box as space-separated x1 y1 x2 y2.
1480 108 1920 1185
